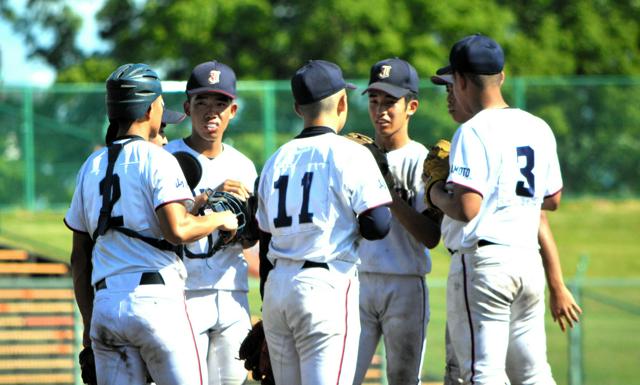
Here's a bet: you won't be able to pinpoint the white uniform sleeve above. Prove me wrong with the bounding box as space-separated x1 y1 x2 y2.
544 129 563 196
340 144 392 215
447 125 489 196
64 163 89 233
150 150 194 210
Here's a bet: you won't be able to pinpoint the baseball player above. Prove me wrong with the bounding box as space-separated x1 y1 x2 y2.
429 34 563 385
164 60 258 385
256 60 393 385
65 63 238 385
352 58 441 385
430 66 582 385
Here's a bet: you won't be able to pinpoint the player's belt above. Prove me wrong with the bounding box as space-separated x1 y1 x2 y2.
94 272 165 291
448 239 498 255
302 261 329 270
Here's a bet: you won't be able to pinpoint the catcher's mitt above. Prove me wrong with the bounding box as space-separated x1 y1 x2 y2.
238 320 275 385
79 346 97 385
344 132 390 177
423 139 451 208
204 189 250 252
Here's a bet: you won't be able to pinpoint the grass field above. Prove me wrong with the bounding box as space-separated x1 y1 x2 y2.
0 198 639 384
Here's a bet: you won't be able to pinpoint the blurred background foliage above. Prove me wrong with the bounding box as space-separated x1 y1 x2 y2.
1 0 639 82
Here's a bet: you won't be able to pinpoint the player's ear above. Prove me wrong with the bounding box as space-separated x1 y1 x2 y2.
293 102 303 118
406 98 419 116
498 71 505 86
229 102 238 119
337 91 347 115
183 100 190 116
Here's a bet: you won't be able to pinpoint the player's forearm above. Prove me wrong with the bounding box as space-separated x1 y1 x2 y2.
539 212 566 291
158 203 230 244
389 195 440 248
429 182 469 222
538 211 564 290
70 233 95 347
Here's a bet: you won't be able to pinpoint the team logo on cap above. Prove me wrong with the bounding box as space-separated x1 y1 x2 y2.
208 70 221 85
378 65 392 79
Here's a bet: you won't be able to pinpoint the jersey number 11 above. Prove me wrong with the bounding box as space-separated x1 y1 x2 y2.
273 172 314 228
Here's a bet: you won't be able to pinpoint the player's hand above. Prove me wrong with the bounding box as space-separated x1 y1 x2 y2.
549 285 582 332
217 179 250 201
214 210 239 233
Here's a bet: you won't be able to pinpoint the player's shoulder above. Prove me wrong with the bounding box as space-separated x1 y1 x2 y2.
221 143 256 166
164 138 188 153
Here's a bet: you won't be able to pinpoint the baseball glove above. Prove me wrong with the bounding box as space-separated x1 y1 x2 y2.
238 320 275 385
204 189 250 252
423 139 451 208
79 346 97 385
344 132 390 177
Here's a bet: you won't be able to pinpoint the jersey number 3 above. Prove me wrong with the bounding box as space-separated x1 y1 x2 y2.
515 146 535 197
273 172 314 228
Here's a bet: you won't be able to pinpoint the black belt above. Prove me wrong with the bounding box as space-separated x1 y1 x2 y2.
302 261 329 270
95 272 165 291
447 239 497 255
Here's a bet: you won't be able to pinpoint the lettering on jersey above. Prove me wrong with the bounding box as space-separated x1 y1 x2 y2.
176 179 185 189
378 65 392 79
208 70 221 85
450 165 470 178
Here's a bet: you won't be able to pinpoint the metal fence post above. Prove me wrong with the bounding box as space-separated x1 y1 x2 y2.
568 254 589 385
262 81 276 164
22 87 36 210
512 77 527 110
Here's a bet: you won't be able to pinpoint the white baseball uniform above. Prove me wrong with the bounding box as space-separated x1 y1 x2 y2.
257 127 392 385
164 139 257 385
446 108 562 385
353 140 430 385
64 137 202 385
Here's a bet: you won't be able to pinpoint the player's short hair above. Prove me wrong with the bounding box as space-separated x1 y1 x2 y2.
463 73 502 88
297 91 341 118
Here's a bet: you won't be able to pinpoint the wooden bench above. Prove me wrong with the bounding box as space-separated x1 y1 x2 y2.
0 262 69 275
0 284 77 385
0 249 28 261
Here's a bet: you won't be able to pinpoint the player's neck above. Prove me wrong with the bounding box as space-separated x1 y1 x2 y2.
302 116 340 133
185 136 223 158
376 126 410 151
471 88 509 114
122 121 150 141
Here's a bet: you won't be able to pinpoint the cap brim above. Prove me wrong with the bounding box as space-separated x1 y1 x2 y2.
436 65 452 75
361 82 411 98
162 109 187 125
186 87 236 99
345 82 357 90
430 74 454 86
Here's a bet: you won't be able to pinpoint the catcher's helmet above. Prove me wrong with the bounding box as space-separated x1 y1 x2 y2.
106 63 162 121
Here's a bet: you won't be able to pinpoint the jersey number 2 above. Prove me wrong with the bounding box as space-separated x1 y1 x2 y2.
515 146 535 197
273 172 314 228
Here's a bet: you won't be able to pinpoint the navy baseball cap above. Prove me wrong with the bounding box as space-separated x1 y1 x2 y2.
162 109 186 125
430 65 453 85
186 61 236 99
363 58 419 98
291 60 356 105
449 34 504 75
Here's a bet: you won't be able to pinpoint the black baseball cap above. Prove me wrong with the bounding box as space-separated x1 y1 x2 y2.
430 65 453 85
449 34 504 75
186 61 236 99
291 60 356 105
162 109 186 125
363 58 419 98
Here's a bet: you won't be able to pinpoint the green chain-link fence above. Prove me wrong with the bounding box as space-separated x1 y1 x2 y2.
1 76 639 210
